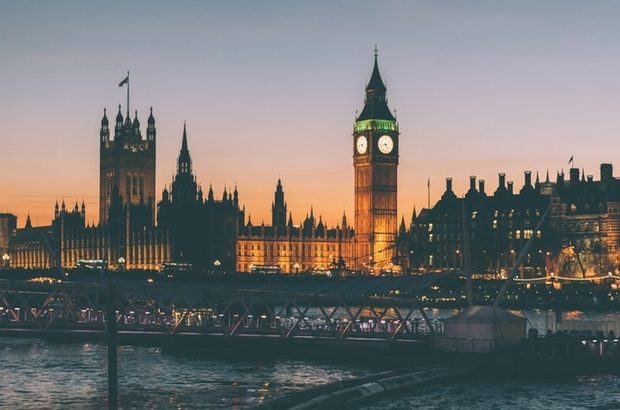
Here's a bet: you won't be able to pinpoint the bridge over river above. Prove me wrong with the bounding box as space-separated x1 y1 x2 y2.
0 274 452 354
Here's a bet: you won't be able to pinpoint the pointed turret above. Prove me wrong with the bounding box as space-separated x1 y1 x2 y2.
208 183 214 202
366 47 387 93
177 123 192 175
316 216 325 237
288 212 294 228
410 207 417 230
356 47 395 122
127 110 140 140
399 216 406 235
233 185 239 208
55 201 60 218
197 186 203 203
25 214 32 229
147 107 156 141
114 105 124 140
272 178 287 230
115 105 123 125
100 108 110 142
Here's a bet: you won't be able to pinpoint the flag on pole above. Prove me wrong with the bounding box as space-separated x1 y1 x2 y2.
568 155 574 166
118 75 129 87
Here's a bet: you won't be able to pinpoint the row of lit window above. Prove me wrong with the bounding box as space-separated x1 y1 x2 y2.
238 243 336 253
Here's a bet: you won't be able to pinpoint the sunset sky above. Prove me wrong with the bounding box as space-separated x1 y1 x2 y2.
2 2 620 228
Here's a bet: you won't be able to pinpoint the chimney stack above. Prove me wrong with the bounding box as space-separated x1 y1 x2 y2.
469 176 476 191
524 171 532 187
507 181 514 194
499 173 506 189
479 180 485 195
446 177 453 192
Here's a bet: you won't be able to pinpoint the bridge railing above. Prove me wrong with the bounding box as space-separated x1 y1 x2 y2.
0 279 444 340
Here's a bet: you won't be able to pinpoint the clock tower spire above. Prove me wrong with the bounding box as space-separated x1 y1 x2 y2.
353 49 399 273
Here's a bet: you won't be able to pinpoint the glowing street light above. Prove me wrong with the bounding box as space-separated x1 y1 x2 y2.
2 253 9 268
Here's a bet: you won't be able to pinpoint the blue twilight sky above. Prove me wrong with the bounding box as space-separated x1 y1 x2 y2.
1 1 620 226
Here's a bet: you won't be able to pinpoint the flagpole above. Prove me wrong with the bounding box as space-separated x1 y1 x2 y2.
126 71 130 117
427 178 430 209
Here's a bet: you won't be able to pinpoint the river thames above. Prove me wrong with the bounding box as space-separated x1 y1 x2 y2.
2 309 620 409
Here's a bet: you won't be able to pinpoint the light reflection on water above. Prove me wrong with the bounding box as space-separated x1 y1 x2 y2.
0 338 368 409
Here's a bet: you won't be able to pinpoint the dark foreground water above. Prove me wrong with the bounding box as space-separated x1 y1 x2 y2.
360 375 620 410
0 337 368 409
3 308 620 409
4 337 620 410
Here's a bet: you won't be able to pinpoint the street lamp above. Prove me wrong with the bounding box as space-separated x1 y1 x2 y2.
294 263 299 274
214 260 221 272
118 257 125 271
2 253 10 268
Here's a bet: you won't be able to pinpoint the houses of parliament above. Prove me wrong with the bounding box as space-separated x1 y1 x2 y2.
5 52 620 279
2 53 399 273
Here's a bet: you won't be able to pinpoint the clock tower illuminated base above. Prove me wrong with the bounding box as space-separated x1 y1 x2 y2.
353 52 399 273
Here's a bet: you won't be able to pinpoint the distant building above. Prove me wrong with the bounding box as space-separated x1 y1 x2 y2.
403 165 620 278
236 180 354 273
157 124 241 271
9 106 171 270
0 213 16 265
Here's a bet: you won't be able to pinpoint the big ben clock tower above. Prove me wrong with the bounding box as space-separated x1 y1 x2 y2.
353 49 399 272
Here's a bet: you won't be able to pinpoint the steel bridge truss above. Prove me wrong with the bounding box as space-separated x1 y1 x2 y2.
0 280 443 340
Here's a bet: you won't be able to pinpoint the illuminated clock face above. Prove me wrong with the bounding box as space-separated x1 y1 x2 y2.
356 136 368 154
378 135 394 154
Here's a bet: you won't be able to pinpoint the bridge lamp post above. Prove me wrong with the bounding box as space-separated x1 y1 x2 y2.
118 257 125 271
214 259 221 272
2 253 9 268
294 263 299 274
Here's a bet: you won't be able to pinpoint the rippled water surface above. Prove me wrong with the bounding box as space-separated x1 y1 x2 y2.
359 375 620 410
0 338 368 409
3 309 620 409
